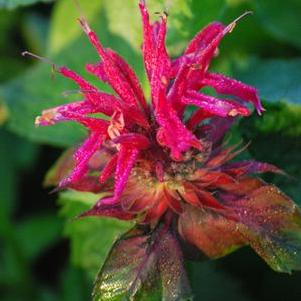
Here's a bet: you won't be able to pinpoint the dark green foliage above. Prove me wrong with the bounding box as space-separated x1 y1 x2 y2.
0 0 53 9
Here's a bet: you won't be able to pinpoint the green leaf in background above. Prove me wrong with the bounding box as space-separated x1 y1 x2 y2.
235 59 301 104
0 129 37 220
1 63 87 147
0 0 53 9
0 129 42 299
48 0 102 55
0 10 30 82
255 0 301 50
60 265 91 301
15 214 62 261
58 190 131 278
240 102 301 208
188 261 253 301
235 58 301 203
22 12 49 54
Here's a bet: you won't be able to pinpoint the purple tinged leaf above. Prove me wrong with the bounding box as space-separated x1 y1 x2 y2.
226 185 301 273
80 197 134 221
178 204 245 259
179 185 301 273
222 160 285 177
93 225 191 301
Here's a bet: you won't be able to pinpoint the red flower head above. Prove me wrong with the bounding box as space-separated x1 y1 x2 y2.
35 1 301 298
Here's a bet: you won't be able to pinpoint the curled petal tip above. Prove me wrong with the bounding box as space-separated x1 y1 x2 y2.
77 17 92 34
21 51 59 71
257 106 266 115
34 116 42 127
228 107 250 117
226 11 253 34
35 108 60 126
49 186 62 194
139 0 146 6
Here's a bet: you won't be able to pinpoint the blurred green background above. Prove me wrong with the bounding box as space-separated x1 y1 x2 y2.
0 0 301 300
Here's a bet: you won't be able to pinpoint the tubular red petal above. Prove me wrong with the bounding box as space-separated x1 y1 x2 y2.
68 175 106 193
113 133 150 150
79 18 149 128
183 90 250 117
59 67 98 104
154 99 203 159
167 61 191 115
86 62 108 83
202 73 264 114
114 146 140 199
106 49 149 116
59 66 124 116
186 109 214 130
60 130 105 187
139 0 156 79
185 22 225 55
99 154 118 184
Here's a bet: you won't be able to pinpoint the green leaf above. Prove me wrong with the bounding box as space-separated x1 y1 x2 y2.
188 261 253 301
241 102 301 137
240 103 301 206
255 0 301 50
1 63 88 147
58 190 131 278
0 0 53 9
60 266 91 301
48 0 103 55
93 226 192 301
15 214 62 261
22 12 49 54
235 58 301 104
0 129 38 220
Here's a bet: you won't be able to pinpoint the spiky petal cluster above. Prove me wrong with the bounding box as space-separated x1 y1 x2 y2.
38 0 301 279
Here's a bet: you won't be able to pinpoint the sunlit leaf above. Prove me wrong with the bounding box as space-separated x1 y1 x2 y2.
58 190 131 278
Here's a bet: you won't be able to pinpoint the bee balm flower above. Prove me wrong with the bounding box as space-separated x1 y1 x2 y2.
36 1 301 299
